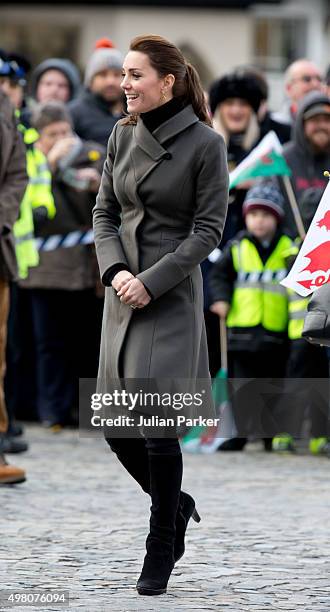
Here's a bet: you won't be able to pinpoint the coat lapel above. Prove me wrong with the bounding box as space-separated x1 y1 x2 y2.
132 104 199 186
153 104 199 145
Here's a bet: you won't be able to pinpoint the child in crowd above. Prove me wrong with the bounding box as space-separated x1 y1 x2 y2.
209 182 294 451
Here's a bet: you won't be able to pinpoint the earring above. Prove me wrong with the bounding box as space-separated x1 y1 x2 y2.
161 89 167 103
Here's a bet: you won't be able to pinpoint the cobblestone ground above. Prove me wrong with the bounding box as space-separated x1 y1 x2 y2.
1 424 329 612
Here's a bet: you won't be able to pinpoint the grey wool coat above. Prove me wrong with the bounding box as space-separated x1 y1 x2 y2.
93 104 229 410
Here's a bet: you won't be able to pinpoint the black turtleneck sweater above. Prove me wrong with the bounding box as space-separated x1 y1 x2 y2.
140 95 187 133
103 96 187 292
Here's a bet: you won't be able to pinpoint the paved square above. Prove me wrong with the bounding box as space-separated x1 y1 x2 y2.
1 425 329 611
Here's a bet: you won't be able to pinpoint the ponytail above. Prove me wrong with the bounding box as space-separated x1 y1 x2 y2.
120 35 212 127
184 62 212 127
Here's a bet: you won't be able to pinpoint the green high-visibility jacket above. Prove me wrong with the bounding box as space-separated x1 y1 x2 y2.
14 122 56 279
227 236 292 332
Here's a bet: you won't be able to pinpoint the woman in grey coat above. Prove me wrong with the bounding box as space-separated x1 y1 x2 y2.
93 34 229 596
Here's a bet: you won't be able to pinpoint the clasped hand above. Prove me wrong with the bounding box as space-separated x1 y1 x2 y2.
112 270 151 308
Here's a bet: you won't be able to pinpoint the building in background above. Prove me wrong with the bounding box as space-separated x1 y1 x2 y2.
1 0 329 109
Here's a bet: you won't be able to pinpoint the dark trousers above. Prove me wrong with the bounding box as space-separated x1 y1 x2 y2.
29 288 103 425
5 284 38 422
204 311 221 378
228 347 288 439
284 339 330 438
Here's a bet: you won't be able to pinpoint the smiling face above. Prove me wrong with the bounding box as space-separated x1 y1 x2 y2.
219 98 253 133
304 113 330 152
121 50 174 114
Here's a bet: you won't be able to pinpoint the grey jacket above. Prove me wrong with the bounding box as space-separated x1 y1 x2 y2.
93 104 229 404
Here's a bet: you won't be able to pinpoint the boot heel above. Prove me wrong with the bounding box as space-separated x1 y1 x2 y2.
192 508 201 523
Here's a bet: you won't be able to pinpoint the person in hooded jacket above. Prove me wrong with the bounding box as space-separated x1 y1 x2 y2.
282 91 330 236
20 57 81 128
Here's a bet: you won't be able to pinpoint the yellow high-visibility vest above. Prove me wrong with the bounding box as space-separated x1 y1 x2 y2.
14 120 56 279
227 236 292 332
287 290 309 339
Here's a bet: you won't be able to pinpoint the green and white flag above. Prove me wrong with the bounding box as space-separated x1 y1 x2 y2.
229 131 291 190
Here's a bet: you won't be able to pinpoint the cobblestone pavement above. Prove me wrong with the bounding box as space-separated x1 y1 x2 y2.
1 424 329 612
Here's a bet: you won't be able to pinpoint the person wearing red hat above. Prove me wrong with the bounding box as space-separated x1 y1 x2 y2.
69 39 124 147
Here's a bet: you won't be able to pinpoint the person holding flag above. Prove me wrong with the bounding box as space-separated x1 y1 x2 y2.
208 70 264 246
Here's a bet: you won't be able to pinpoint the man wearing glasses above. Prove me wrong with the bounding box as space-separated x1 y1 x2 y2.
275 59 325 127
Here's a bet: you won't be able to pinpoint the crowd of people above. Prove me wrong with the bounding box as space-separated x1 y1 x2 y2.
0 38 329 484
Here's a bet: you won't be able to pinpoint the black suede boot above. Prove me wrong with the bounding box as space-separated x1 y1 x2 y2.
105 437 151 493
175 491 201 563
136 452 182 595
105 436 200 564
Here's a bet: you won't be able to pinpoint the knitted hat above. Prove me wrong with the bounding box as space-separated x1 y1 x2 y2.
84 39 123 87
243 182 285 223
209 71 264 115
31 58 81 101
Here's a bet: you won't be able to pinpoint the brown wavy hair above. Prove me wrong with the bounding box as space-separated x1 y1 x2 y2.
120 34 211 127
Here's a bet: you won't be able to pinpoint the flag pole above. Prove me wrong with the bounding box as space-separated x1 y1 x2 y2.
282 175 306 241
219 317 228 373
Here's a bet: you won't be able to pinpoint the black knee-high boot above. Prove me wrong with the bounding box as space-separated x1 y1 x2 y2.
136 451 182 595
105 437 151 493
105 437 201 563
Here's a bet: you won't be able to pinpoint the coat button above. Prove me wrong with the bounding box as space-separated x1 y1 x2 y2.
163 152 172 160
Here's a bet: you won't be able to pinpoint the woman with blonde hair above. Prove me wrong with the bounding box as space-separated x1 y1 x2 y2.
209 70 263 245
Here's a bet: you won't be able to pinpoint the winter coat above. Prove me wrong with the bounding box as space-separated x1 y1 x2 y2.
20 138 105 290
259 110 291 144
282 91 330 235
93 105 229 407
69 89 123 148
0 90 28 281
222 130 262 247
208 229 291 352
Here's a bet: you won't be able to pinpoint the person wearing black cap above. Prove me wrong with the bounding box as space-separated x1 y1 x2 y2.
208 182 293 451
208 70 264 247
282 90 330 236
